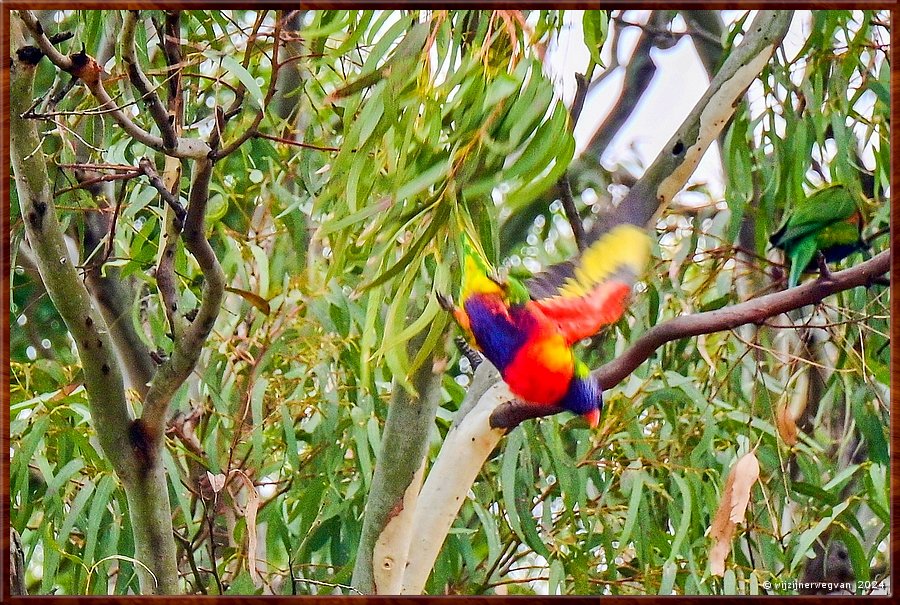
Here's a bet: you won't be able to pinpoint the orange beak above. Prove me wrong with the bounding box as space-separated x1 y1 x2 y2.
583 408 600 428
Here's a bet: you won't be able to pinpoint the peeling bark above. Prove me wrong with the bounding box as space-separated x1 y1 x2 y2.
351 340 444 594
400 365 511 595
589 10 794 235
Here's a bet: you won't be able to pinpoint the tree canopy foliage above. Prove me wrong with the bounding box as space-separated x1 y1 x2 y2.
9 9 890 595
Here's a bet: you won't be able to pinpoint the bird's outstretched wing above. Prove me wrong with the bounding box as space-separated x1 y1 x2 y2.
527 223 650 345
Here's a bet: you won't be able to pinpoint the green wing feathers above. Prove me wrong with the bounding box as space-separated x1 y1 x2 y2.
770 183 864 287
787 237 819 288
770 184 858 249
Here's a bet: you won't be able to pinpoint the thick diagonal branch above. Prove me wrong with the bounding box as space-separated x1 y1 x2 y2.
490 250 889 429
11 29 135 483
588 10 794 234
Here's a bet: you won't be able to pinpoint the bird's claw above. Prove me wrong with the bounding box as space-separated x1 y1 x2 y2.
487 269 508 289
815 251 833 281
436 292 455 311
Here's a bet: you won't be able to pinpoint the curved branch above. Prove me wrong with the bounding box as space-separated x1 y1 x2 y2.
490 250 889 429
141 156 225 443
600 250 889 385
122 11 178 150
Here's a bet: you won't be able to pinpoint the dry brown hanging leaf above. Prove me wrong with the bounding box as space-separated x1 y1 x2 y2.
775 402 799 445
229 470 262 588
708 451 761 576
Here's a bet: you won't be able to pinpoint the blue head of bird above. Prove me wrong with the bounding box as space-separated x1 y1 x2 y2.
559 360 603 428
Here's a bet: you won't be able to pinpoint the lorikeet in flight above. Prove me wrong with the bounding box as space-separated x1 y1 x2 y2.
769 183 865 287
439 223 650 427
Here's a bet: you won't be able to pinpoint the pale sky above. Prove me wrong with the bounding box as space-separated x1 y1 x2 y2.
545 11 827 202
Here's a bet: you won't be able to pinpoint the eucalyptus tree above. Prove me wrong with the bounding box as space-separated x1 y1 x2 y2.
10 9 889 595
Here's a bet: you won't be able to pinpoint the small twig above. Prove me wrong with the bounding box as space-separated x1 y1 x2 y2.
292 577 363 596
41 106 106 155
613 15 722 47
204 497 225 594
173 531 207 595
556 176 587 252
24 96 145 120
568 71 591 126
815 251 833 281
862 225 890 246
175 71 240 96
58 162 140 172
251 131 340 152
20 93 46 120
138 157 187 225
47 31 75 45
102 195 124 265
54 170 141 198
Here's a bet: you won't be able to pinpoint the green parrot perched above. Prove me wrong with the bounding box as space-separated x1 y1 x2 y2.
769 183 865 287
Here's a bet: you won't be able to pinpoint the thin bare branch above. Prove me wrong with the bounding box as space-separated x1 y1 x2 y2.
252 131 340 151
556 176 586 252
556 72 590 251
54 169 141 198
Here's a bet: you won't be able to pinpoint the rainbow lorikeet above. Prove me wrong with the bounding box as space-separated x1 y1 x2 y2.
438 223 650 427
769 183 865 288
